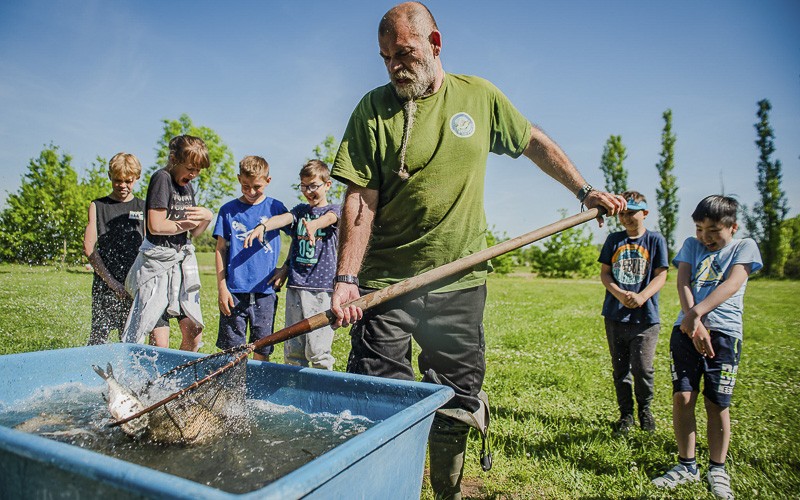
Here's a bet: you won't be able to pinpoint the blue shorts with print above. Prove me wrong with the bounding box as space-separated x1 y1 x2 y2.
669 325 741 408
217 292 278 357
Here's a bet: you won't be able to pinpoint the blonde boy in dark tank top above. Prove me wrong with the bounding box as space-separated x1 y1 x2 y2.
83 152 145 345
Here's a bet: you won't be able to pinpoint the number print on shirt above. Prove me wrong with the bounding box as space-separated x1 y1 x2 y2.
296 215 324 265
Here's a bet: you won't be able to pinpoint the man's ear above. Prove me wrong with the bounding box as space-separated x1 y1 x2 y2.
430 30 442 56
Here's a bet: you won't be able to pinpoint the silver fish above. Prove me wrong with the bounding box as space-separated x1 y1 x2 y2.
40 428 96 439
13 412 73 433
93 363 149 438
93 363 226 444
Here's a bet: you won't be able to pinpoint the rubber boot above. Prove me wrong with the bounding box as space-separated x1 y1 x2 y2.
428 413 470 500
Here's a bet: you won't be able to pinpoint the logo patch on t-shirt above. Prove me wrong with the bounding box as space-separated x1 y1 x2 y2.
449 112 475 138
129 211 144 220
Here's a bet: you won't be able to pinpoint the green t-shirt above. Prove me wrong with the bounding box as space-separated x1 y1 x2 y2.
332 73 531 292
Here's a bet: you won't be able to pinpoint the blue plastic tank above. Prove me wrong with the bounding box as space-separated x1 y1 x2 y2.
0 343 453 499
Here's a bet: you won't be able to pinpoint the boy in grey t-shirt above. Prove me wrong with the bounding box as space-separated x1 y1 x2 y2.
653 195 762 499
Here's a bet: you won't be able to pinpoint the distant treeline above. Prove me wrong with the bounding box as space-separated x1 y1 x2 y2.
1 106 797 279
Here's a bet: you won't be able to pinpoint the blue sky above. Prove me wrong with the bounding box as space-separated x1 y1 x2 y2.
1 0 798 244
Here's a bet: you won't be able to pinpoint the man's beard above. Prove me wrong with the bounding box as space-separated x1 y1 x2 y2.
390 55 437 100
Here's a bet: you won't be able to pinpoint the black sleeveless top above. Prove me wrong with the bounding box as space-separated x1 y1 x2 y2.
94 196 146 283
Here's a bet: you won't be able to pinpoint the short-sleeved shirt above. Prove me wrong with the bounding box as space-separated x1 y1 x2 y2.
93 196 146 283
332 73 531 292
598 229 669 324
673 237 763 339
213 197 289 294
286 203 341 292
145 168 195 250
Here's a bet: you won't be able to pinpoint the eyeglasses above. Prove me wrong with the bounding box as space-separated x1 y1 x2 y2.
299 182 324 193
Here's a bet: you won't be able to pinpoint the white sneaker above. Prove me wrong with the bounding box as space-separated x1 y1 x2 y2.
652 463 700 488
707 467 734 499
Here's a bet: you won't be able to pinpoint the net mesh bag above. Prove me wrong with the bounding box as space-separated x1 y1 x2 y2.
135 345 251 444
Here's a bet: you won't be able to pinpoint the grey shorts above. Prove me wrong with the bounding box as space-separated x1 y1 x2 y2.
284 287 335 369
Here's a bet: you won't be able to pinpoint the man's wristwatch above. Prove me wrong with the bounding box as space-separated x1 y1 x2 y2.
333 274 359 286
576 184 594 203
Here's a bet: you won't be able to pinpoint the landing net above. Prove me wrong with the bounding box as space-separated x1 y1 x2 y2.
135 345 250 444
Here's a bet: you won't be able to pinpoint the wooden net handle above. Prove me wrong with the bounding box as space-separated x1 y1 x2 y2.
253 207 604 349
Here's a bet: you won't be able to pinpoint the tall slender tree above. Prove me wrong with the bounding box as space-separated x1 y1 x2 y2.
749 99 788 276
599 135 628 231
655 109 679 260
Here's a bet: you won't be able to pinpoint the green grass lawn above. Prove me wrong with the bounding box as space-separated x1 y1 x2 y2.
0 258 797 498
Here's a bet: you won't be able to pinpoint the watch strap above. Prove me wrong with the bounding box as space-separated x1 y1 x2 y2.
576 184 594 203
333 274 359 286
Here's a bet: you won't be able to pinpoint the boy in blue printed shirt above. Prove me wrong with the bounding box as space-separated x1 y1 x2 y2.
599 191 669 433
653 195 762 499
214 156 289 361
245 160 340 369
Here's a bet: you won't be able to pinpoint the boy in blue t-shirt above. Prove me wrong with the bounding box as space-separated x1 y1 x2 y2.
653 195 762 499
213 156 288 361
599 191 669 433
245 160 340 369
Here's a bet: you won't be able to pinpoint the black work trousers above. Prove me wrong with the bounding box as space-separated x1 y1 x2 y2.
347 284 487 413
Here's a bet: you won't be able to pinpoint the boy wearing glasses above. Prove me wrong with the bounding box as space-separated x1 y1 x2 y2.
213 156 289 360
245 160 341 369
598 190 669 434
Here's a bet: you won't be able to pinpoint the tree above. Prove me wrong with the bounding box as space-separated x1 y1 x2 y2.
599 135 628 231
147 114 237 213
655 109 679 260
81 156 111 203
525 210 599 278
0 144 87 264
746 99 789 276
779 215 800 279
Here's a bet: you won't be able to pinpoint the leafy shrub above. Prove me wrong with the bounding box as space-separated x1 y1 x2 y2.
521 211 600 278
486 228 516 275
192 229 217 253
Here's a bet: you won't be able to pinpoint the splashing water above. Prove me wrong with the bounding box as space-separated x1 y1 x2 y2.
0 381 375 494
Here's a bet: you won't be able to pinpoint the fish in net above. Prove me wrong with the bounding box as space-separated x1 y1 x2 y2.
97 346 250 444
137 345 250 444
